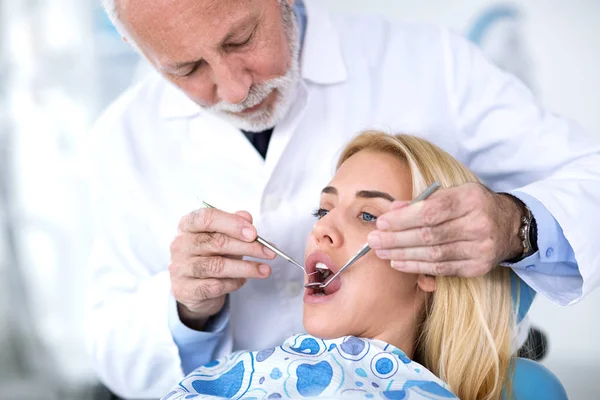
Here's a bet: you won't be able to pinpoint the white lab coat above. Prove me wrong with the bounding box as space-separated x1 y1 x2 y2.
84 1 600 398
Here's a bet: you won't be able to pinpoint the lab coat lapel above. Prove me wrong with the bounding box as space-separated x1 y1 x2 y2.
263 83 309 179
184 113 267 212
263 0 348 181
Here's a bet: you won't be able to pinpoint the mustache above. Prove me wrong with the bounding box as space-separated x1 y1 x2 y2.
207 73 292 114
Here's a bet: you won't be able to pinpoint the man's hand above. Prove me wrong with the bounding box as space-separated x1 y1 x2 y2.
169 208 276 330
367 183 525 277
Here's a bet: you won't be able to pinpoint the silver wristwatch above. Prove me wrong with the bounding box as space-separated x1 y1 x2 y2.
501 193 538 263
518 205 535 258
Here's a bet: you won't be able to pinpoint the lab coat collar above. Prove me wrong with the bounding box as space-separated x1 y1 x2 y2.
159 0 347 119
300 0 348 85
159 81 201 120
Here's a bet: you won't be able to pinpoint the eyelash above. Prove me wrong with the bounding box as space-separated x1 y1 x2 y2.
312 208 378 223
312 208 328 219
178 29 256 78
181 62 203 77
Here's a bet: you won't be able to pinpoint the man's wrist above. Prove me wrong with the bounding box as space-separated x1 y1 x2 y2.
177 302 210 331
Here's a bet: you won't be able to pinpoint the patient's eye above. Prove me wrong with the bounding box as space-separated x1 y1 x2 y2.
361 212 377 223
312 208 329 219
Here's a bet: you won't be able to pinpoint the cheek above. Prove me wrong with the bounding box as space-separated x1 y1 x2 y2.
353 255 419 304
251 29 292 78
250 47 290 80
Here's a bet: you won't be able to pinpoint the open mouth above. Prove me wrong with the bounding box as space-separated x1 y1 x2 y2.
304 253 342 299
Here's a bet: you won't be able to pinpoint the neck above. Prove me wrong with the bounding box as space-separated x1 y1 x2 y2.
369 321 420 358
362 293 428 359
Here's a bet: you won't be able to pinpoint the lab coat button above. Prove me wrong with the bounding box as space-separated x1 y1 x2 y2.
545 248 554 258
526 265 535 270
263 195 282 211
286 282 304 297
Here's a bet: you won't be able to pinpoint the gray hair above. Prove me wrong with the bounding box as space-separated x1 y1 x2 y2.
102 0 291 55
102 0 145 54
102 0 128 37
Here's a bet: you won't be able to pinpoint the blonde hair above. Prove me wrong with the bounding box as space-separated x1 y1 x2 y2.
338 131 516 400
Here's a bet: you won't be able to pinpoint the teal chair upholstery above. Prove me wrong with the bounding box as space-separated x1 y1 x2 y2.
512 358 568 400
509 273 566 399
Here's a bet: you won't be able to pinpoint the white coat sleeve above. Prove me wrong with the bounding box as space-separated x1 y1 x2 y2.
442 29 600 306
81 102 232 399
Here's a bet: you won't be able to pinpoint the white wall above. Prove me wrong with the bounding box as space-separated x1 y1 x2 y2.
320 1 600 399
321 0 600 138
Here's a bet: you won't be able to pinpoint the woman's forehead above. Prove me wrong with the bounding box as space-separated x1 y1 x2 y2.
328 151 412 199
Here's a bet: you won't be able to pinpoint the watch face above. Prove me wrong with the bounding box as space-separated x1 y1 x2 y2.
519 215 533 256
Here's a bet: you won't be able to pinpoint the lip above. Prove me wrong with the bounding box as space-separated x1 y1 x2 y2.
239 98 267 114
305 251 340 275
238 91 277 115
303 251 343 303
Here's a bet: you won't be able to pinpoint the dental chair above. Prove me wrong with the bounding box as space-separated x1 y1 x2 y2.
510 274 568 400
513 358 567 399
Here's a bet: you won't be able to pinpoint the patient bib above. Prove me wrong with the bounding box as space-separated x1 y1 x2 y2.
162 334 457 399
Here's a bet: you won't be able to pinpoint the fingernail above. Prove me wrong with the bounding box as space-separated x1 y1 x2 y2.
377 219 390 231
259 264 271 277
376 250 390 259
263 246 276 257
242 227 255 241
368 232 382 249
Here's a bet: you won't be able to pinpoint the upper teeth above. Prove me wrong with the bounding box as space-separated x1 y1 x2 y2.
316 262 329 270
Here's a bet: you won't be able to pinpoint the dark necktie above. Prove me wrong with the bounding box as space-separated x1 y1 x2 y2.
242 128 274 159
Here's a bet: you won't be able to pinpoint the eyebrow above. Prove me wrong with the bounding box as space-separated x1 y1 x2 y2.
162 14 257 72
321 186 396 202
321 186 338 195
356 190 396 202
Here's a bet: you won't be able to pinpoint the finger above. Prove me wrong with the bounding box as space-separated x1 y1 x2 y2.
173 232 276 259
186 256 272 279
235 210 253 224
390 260 487 278
390 200 410 210
233 212 276 258
176 277 247 302
179 208 257 242
376 187 468 231
368 217 475 250
374 242 472 263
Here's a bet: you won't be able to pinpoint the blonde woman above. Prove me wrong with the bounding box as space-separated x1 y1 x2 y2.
162 132 558 400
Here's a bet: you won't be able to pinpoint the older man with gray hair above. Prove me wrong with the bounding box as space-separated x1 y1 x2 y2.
86 0 600 398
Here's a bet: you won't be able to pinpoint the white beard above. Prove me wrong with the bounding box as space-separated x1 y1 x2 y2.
203 2 301 132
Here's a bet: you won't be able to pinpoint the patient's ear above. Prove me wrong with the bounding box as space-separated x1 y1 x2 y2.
417 274 436 293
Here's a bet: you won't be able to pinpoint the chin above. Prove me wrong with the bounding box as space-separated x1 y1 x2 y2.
303 310 345 339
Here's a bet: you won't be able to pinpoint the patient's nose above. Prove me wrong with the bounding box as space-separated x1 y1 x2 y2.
313 216 343 248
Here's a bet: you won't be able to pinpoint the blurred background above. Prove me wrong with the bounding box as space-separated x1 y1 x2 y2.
0 0 598 399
